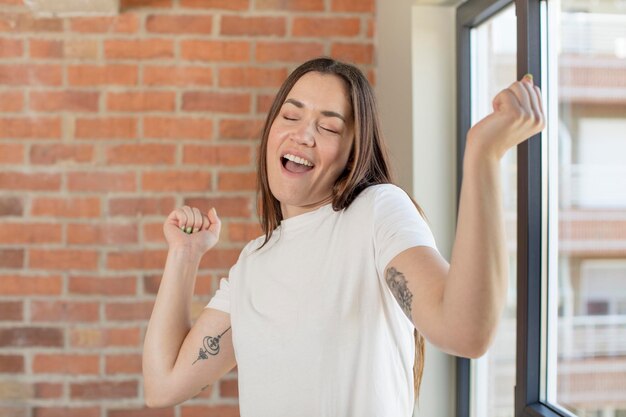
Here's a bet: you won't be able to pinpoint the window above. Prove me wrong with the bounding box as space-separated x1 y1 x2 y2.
457 1 626 417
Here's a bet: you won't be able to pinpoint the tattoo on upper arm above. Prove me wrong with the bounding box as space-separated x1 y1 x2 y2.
192 327 231 365
385 267 414 323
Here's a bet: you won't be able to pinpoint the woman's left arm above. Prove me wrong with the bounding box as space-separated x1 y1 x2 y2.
387 75 545 358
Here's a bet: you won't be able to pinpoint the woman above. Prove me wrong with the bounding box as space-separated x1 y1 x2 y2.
143 57 544 416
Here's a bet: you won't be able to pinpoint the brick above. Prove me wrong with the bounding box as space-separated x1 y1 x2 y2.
220 16 285 37
0 406 28 417
198 248 240 269
331 0 375 12
183 144 252 166
0 381 33 400
75 117 137 139
29 39 62 58
105 354 142 375
147 273 214 296
33 407 99 417
143 222 165 242
256 94 275 113
0 223 61 243
219 67 287 87
366 18 375 38
0 117 61 138
0 328 63 347
70 327 139 348
108 196 175 216
181 0 248 9
143 66 213 86
292 17 360 37
0 91 23 112
33 354 99 374
180 40 250 62
108 408 176 417
184 196 252 218
182 92 250 113
68 275 137 296
255 0 323 11
34 382 63 399
0 249 23 268
331 42 374 64
0 64 62 86
0 172 61 191
106 249 167 270
63 39 99 60
219 379 238 397
70 380 137 400
121 0 172 9
0 355 24 373
144 116 213 140
219 118 264 140
105 39 174 60
68 65 138 86
0 13 63 32
107 91 175 112
0 38 22 58
30 144 94 165
29 91 99 112
105 301 154 320
147 15 212 33
0 144 23 163
67 171 137 192
0 196 23 216
218 171 257 191
32 196 100 217
29 249 99 270
31 300 99 322
67 223 138 245
0 275 62 295
142 171 212 192
256 41 324 63
180 405 240 417
106 144 176 165
70 15 139 33
0 301 22 320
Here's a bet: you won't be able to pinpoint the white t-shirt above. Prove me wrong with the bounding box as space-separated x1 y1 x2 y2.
206 184 438 417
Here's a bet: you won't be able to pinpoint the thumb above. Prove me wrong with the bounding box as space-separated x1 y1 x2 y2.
207 207 221 234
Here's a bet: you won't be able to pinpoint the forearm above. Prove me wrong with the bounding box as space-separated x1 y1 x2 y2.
143 247 202 380
444 148 508 352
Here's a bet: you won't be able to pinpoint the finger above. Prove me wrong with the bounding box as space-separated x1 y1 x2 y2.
520 79 541 122
181 206 193 234
508 81 532 115
200 213 211 231
191 207 203 233
533 85 544 116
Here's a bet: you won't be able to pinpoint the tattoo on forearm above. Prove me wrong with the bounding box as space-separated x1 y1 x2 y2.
386 267 414 323
192 327 231 365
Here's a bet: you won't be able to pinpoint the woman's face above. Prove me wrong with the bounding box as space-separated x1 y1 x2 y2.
266 71 354 219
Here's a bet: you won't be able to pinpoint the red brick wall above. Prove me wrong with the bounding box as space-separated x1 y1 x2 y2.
0 0 375 415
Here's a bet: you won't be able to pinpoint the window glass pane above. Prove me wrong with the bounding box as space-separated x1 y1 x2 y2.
546 0 626 415
469 5 517 417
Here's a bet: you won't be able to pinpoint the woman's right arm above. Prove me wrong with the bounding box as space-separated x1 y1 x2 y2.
142 206 236 408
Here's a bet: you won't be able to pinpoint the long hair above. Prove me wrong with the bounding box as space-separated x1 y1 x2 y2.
256 57 426 399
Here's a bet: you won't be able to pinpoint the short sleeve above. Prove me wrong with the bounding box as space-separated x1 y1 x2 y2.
205 277 230 313
373 185 438 276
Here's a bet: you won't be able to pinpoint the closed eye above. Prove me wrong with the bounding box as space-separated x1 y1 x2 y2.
320 126 339 134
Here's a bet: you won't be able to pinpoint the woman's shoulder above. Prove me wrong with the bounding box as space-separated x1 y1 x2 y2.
354 183 409 205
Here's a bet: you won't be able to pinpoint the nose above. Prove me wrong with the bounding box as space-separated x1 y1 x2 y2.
290 120 315 147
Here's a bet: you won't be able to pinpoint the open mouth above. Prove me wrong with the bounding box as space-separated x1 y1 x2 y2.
281 153 314 174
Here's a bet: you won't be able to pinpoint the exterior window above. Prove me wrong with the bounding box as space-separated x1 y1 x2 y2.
545 1 626 416
469 5 517 417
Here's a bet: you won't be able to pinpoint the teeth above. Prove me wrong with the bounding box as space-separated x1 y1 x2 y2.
283 153 313 167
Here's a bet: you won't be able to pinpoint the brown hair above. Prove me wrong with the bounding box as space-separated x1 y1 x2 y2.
256 57 426 399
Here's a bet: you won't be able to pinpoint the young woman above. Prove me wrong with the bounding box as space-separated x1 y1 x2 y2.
143 58 544 416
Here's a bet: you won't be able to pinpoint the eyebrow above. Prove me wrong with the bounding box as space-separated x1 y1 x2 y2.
283 98 347 123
